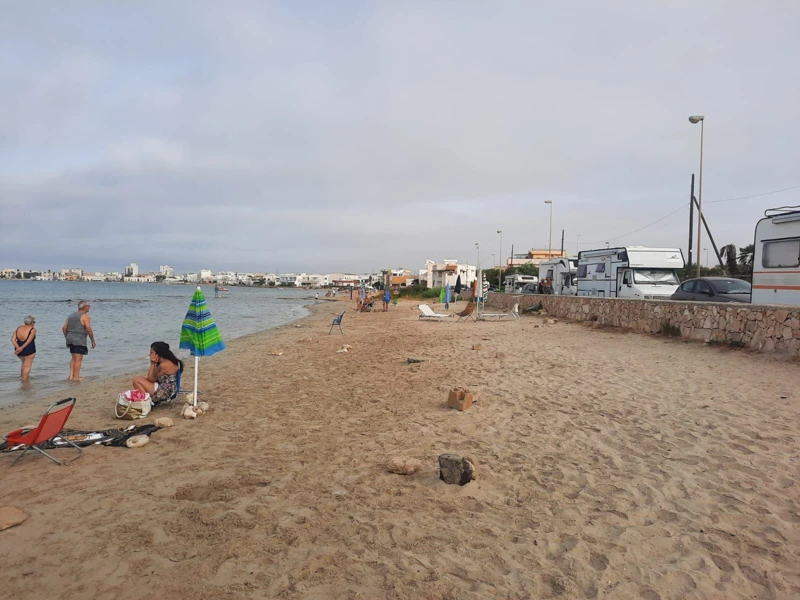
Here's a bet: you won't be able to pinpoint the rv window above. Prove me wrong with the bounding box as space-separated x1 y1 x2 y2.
763 239 800 268
577 265 587 278
622 271 631 285
595 263 606 273
546 269 554 280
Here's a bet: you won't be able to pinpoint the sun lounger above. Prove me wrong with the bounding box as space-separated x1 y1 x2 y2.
477 303 520 321
418 304 451 321
455 301 477 322
3 398 82 466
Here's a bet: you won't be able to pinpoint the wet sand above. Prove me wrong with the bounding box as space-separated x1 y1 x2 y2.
1 299 799 599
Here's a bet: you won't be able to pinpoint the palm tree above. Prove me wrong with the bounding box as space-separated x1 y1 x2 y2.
720 244 739 277
738 244 754 271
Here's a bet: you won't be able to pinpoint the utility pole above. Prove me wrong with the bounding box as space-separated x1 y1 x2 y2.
688 174 695 270
560 229 565 257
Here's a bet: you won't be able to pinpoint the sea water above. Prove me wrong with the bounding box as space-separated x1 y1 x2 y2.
0 281 311 405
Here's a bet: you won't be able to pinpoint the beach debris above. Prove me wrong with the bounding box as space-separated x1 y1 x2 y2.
472 344 483 351
295 324 303 328
336 348 348 354
0 507 27 531
182 405 197 419
154 417 174 428
126 435 150 449
342 344 352 350
269 349 284 356
495 352 507 359
407 358 425 364
438 454 476 485
197 401 210 413
547 319 557 325
387 456 423 475
446 387 474 411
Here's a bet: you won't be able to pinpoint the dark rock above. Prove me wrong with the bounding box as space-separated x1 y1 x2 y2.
438 454 476 485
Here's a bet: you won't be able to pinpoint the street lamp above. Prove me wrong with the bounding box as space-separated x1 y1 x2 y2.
475 242 480 307
496 229 503 291
689 115 705 277
544 200 553 256
704 247 709 269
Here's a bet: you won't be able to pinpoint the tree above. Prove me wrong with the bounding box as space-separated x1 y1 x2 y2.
720 244 739 277
738 244 754 271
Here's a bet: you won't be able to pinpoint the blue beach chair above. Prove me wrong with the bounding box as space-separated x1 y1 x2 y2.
329 311 345 335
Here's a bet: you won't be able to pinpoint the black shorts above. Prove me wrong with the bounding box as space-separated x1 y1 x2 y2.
68 344 88 355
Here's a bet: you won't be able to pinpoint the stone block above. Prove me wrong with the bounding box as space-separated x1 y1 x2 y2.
438 454 476 485
774 309 789 323
447 388 474 411
783 326 793 341
387 456 423 475
0 507 27 531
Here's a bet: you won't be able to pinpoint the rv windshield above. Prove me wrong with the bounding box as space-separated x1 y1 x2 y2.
633 270 679 285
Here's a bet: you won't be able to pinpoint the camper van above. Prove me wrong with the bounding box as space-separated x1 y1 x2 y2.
577 246 684 300
503 273 538 293
752 207 800 305
538 257 578 295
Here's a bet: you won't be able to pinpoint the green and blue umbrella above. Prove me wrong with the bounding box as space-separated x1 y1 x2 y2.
180 287 225 406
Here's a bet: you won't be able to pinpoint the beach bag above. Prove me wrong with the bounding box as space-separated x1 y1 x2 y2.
115 389 152 420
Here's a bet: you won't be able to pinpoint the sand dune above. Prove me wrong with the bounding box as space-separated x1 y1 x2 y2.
1 299 799 599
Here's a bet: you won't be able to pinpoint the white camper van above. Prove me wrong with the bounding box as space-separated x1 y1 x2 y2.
538 257 578 295
752 207 800 305
503 274 538 293
577 246 684 300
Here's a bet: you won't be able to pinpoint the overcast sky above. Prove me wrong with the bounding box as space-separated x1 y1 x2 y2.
1 1 798 274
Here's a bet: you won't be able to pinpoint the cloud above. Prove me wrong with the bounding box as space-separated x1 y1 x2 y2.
1 1 799 273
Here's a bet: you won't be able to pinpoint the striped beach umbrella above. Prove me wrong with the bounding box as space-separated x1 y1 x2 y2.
180 286 225 406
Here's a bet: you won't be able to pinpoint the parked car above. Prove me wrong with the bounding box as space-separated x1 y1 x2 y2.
520 282 540 294
670 277 751 303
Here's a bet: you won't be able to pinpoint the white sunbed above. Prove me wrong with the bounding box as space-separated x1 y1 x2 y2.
477 303 520 321
418 304 451 321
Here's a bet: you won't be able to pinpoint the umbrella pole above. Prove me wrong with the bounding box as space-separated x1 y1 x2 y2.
193 355 199 407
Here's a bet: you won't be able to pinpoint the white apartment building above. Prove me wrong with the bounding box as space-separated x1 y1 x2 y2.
185 273 199 283
420 259 476 289
159 265 174 277
123 274 156 283
83 272 105 282
124 263 139 277
199 269 213 282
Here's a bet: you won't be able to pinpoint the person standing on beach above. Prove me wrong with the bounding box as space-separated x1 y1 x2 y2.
11 315 37 382
62 300 96 381
383 288 391 312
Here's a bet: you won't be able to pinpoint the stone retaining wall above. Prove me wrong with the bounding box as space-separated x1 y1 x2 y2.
486 293 800 356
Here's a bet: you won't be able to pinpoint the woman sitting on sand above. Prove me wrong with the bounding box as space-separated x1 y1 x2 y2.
132 342 183 405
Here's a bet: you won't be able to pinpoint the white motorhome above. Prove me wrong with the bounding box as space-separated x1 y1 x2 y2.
538 257 578 295
752 207 800 305
503 274 538 293
577 246 684 300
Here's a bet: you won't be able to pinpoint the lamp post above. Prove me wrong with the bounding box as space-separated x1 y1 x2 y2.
689 115 705 277
496 229 503 291
475 242 480 303
544 200 553 256
704 248 709 269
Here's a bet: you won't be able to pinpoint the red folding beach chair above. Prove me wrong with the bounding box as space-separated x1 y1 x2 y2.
4 398 83 466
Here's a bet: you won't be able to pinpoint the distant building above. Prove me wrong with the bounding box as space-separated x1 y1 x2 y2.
83 272 105 282
198 269 213 282
159 265 174 277
124 263 139 277
420 260 476 289
61 268 84 281
507 249 565 267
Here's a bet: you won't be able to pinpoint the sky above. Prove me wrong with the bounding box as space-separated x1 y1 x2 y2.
1 1 799 274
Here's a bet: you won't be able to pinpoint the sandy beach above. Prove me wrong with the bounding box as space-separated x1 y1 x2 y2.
1 298 799 600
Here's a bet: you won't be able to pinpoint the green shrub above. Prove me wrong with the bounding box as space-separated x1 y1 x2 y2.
659 321 681 337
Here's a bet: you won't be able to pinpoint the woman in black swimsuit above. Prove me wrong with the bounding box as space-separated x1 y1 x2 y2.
11 315 37 382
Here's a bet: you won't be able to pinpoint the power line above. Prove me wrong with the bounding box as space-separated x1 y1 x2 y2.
705 184 800 204
577 182 800 247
